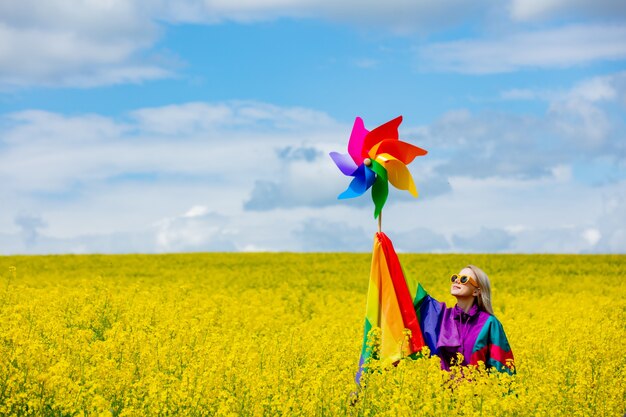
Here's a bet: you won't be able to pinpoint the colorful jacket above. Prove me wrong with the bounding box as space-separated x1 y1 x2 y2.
413 284 515 374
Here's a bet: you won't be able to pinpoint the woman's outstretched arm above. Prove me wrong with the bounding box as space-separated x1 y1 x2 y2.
412 284 446 356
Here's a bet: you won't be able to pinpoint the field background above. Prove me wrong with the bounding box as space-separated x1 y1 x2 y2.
0 253 624 416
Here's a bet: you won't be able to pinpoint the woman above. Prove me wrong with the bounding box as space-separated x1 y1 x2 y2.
414 265 515 374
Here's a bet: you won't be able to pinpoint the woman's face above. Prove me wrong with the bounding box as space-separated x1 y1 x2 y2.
450 267 480 298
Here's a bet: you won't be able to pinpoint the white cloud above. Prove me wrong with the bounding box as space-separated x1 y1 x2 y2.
243 155 347 211
547 73 626 152
386 176 626 253
452 227 515 252
415 109 558 180
0 1 171 88
0 101 341 194
157 0 496 33
14 212 47 247
594 192 626 253
0 229 159 255
0 100 356 247
502 72 625 103
504 225 527 234
507 226 600 253
292 218 370 251
130 101 338 134
549 97 611 146
0 0 497 87
154 209 235 252
497 73 626 161
569 76 618 102
419 25 626 74
550 165 572 182
2 177 624 254
419 72 626 181
390 227 450 253
184 205 211 218
157 0 626 34
2 0 625 87
510 0 626 21
582 228 602 246
1 95 625 254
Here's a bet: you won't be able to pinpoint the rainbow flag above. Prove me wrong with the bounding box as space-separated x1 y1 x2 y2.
355 232 426 384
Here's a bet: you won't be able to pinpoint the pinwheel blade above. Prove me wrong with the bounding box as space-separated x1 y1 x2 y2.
369 140 428 165
361 116 402 160
369 160 389 218
329 151 359 176
338 164 375 199
376 153 418 197
348 117 369 165
369 158 387 180
372 173 389 219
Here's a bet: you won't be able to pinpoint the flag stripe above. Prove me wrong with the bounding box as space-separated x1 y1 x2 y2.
378 232 426 352
356 232 426 384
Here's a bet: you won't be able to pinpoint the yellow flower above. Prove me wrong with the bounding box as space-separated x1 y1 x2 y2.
0 253 623 416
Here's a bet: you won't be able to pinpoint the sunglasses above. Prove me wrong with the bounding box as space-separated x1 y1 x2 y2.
450 274 479 288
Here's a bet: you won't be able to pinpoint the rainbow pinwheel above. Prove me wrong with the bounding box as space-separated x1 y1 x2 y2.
329 116 427 218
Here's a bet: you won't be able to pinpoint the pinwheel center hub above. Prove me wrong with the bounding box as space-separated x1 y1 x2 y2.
363 158 372 166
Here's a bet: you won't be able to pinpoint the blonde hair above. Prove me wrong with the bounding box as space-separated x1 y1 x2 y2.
466 264 494 315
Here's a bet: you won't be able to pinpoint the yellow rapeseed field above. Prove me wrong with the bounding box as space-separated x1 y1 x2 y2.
0 253 624 416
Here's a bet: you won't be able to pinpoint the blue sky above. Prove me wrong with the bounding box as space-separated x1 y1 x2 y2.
1 0 625 253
